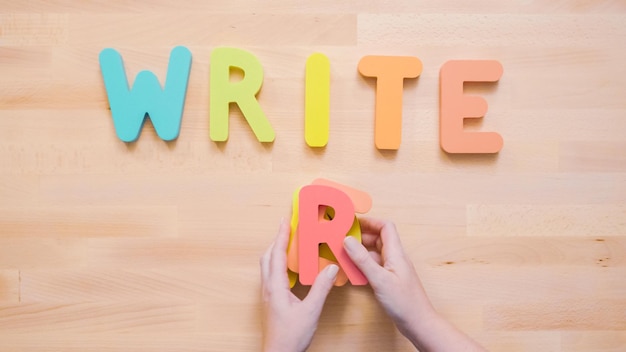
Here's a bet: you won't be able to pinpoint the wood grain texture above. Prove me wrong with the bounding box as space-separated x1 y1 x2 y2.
0 270 19 303
1 1 625 351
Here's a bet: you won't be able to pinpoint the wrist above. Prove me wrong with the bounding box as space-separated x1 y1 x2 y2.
398 303 440 348
263 337 307 352
263 342 301 352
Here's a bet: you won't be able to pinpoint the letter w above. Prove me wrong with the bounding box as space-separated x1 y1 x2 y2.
99 46 192 142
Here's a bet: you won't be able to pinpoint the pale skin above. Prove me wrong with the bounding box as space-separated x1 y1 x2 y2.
261 217 487 352
260 218 338 352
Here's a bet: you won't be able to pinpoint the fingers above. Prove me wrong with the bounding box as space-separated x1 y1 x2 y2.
304 264 338 308
269 218 291 291
344 236 386 284
358 217 388 235
272 217 290 256
360 232 379 248
260 241 273 286
359 217 405 260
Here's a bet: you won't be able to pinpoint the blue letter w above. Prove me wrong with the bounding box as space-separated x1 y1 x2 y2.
99 46 192 142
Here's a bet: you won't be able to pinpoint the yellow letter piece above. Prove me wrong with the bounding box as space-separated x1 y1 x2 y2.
305 53 330 147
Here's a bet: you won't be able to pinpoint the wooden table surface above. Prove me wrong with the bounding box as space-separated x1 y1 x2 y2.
1 1 625 351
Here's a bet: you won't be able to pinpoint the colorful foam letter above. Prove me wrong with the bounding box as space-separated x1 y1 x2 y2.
317 209 362 286
312 178 372 214
290 211 362 287
440 60 504 153
305 53 330 147
298 185 367 285
286 180 372 287
358 56 423 150
209 47 275 143
99 46 192 142
287 188 302 275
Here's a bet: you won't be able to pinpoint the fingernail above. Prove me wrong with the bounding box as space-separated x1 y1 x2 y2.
344 236 358 250
326 264 339 279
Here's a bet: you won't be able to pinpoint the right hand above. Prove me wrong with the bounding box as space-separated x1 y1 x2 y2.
342 218 435 338
344 217 486 352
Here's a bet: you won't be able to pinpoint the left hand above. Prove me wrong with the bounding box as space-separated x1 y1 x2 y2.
260 218 339 352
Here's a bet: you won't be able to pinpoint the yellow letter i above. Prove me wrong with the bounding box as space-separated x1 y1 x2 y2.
305 53 330 147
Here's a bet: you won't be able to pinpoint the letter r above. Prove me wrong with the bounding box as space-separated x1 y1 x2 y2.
209 47 275 143
298 185 367 285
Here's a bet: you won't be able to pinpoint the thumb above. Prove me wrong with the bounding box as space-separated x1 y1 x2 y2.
344 236 386 284
304 264 338 308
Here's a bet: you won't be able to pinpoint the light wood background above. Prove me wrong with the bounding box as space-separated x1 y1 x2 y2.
1 1 625 351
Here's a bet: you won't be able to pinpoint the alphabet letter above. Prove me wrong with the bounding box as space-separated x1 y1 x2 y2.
99 46 192 142
358 56 422 150
305 53 330 147
298 185 367 285
210 48 275 143
440 60 503 153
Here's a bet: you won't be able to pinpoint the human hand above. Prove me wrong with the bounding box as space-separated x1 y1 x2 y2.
260 218 339 352
343 218 485 352
343 218 434 339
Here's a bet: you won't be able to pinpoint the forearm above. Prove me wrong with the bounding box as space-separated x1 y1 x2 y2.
404 312 486 352
262 323 313 352
263 341 306 352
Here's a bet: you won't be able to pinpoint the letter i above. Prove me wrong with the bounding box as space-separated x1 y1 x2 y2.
305 53 330 147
